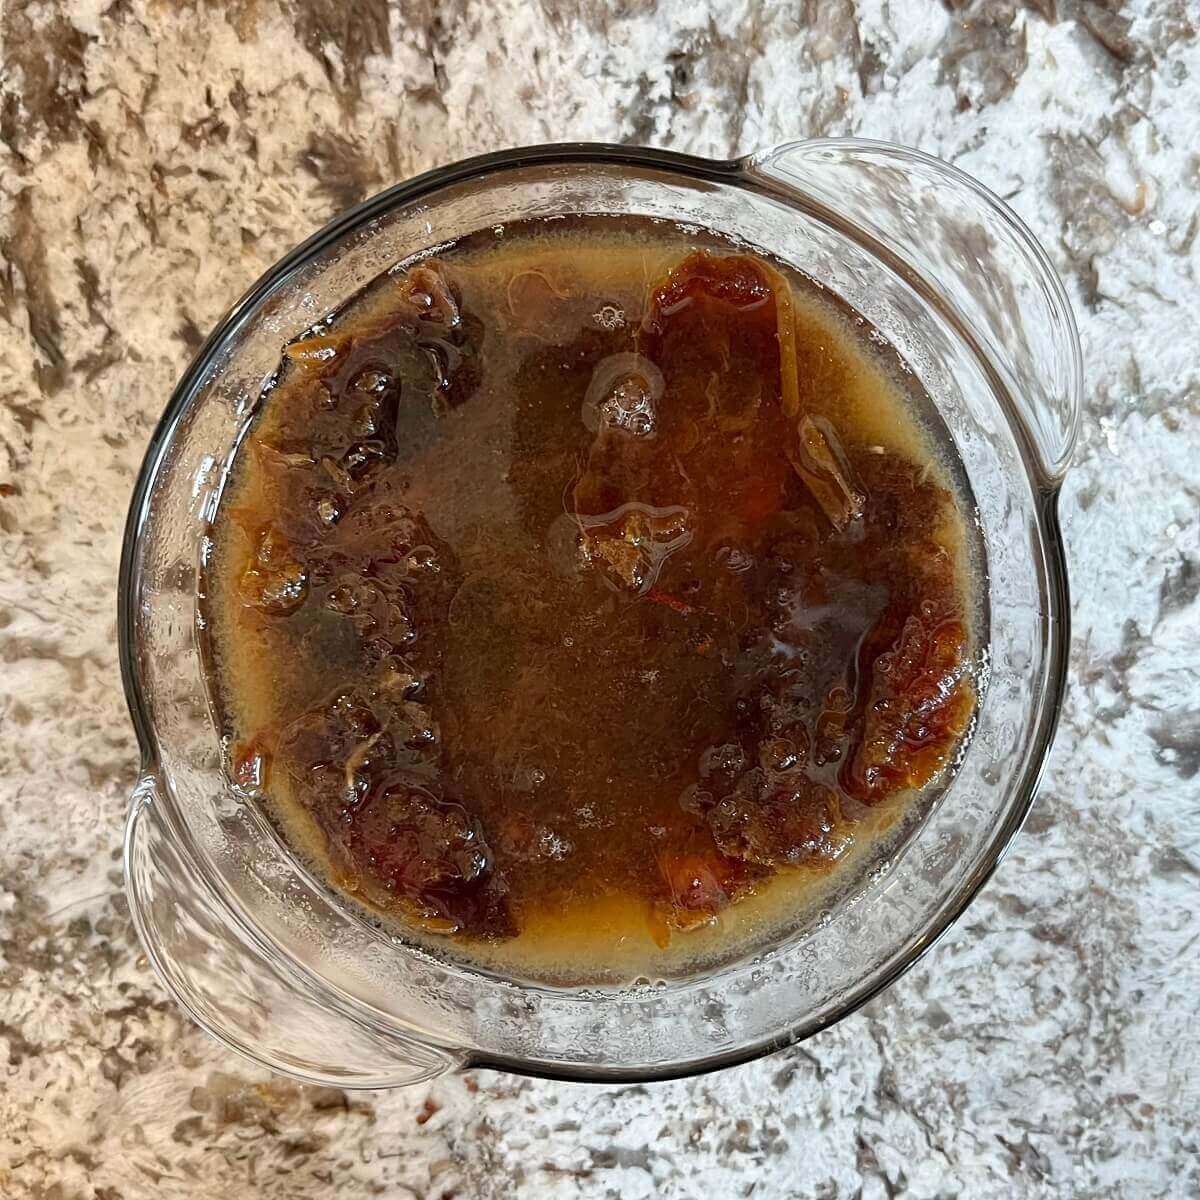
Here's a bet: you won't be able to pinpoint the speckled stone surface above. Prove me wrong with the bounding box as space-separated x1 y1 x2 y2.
1 1 1198 1196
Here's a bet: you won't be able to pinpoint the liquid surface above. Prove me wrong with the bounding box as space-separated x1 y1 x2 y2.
207 218 981 984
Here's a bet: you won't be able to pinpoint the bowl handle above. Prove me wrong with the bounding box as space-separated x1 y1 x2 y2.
746 138 1083 485
124 774 462 1089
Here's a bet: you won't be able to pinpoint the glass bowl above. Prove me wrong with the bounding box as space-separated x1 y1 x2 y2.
120 140 1081 1087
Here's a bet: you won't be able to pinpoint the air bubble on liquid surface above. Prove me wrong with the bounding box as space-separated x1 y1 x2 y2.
581 352 664 436
537 828 572 861
593 303 625 330
601 386 655 437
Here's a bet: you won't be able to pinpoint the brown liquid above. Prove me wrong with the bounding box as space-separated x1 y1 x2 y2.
206 218 982 984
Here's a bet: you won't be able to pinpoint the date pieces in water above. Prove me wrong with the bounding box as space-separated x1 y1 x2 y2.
212 236 976 954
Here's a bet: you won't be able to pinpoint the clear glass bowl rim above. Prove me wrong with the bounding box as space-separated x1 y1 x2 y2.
118 139 1075 1083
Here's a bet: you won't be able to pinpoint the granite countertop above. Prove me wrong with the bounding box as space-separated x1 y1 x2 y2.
1 1 1198 1196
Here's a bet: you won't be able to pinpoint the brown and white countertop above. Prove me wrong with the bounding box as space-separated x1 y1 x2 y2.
1 1 1197 1196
